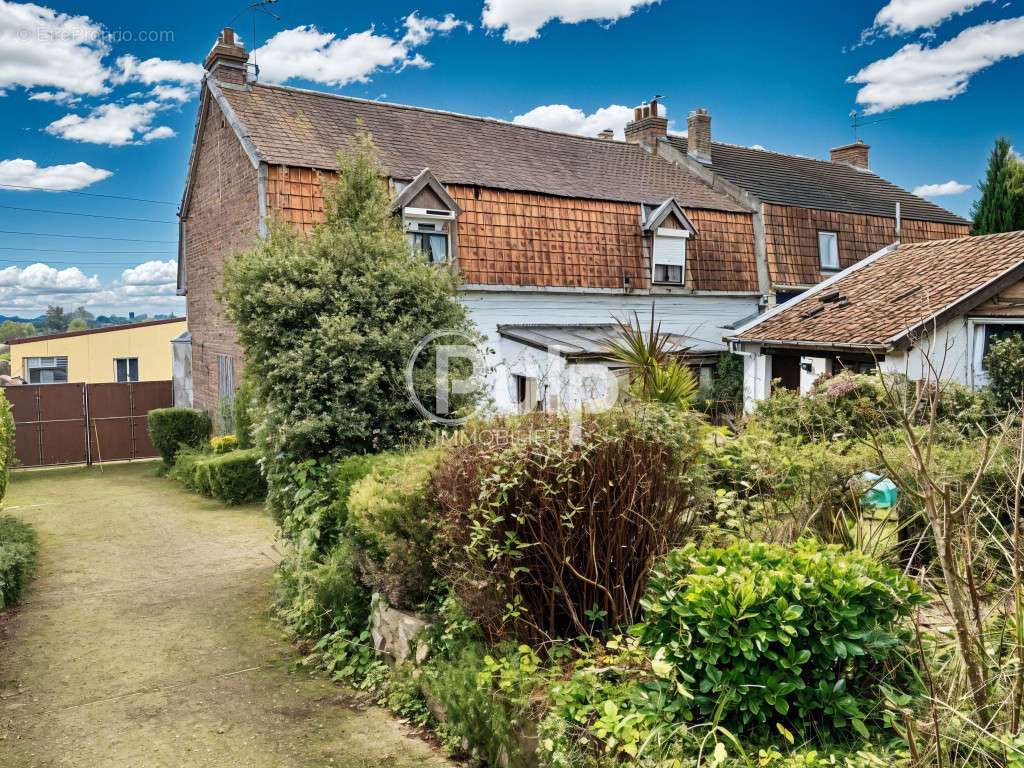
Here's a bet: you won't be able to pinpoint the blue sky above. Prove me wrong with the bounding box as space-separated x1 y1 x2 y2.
0 0 1021 316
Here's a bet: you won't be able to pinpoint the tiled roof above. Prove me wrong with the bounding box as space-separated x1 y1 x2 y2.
216 82 748 212
730 231 1024 348
666 136 967 225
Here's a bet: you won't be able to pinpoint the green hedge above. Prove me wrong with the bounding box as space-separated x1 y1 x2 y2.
0 390 14 501
0 516 38 610
148 408 211 465
171 448 266 505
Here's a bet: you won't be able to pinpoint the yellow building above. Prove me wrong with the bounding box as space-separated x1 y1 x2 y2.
10 318 187 384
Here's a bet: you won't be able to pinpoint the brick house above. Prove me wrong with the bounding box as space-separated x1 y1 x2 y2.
178 28 967 415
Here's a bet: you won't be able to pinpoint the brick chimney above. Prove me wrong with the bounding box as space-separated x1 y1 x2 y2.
205 27 249 85
597 129 614 140
830 140 869 169
686 108 712 163
624 99 667 147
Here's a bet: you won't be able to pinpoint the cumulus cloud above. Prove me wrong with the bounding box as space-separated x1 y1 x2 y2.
482 0 659 42
513 103 638 139
913 180 972 196
0 260 185 314
252 12 470 87
141 125 174 141
45 101 172 145
0 2 110 96
0 158 111 190
868 0 994 37
848 16 1024 113
150 84 192 102
113 54 204 86
28 89 79 105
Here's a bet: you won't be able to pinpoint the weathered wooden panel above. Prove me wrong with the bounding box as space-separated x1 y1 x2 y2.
971 277 1024 317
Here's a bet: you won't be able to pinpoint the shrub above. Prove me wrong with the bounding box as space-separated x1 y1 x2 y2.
210 434 238 453
345 446 442 609
219 134 476 460
0 516 38 610
148 407 211 465
170 448 266 504
639 540 925 739
984 332 1024 409
431 406 706 646
0 390 14 499
233 379 257 449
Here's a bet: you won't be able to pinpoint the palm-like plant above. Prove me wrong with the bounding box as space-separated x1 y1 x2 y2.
601 308 698 408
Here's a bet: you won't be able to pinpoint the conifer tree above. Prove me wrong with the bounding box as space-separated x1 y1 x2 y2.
971 136 1021 234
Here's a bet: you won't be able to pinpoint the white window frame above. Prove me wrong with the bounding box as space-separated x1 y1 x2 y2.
818 231 840 271
25 356 68 384
114 357 139 383
968 317 1024 389
651 227 688 285
403 207 454 264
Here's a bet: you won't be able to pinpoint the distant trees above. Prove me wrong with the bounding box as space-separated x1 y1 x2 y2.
67 318 89 332
971 136 1024 234
42 305 68 334
0 320 35 342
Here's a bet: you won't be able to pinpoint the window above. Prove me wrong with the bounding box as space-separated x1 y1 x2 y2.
652 228 687 284
25 356 68 384
114 357 139 382
512 374 541 412
404 208 454 264
818 231 839 270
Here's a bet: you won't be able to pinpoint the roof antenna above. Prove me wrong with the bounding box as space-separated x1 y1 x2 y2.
850 109 893 142
231 0 281 82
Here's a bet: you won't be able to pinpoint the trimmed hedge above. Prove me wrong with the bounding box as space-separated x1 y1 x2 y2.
148 408 211 465
0 389 14 501
171 448 266 504
0 516 38 610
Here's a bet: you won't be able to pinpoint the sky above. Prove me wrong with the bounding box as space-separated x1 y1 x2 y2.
0 0 1021 317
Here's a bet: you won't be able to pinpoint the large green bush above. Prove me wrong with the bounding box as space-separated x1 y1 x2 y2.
219 135 477 460
232 379 257 449
984 332 1024 409
0 516 38 610
148 407 211 465
170 448 266 504
639 540 925 738
0 390 14 500
431 406 706 645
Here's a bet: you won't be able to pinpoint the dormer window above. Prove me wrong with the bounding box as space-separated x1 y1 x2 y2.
818 231 839 271
404 207 454 263
652 228 688 285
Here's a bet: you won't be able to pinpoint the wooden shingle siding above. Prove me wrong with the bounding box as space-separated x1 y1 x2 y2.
265 165 329 230
686 209 760 292
763 203 970 287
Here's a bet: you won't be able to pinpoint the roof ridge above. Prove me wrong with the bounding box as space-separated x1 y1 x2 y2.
248 81 640 148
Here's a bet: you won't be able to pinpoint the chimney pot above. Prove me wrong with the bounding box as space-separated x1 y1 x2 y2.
686 108 712 164
598 129 614 140
830 139 870 169
624 98 668 147
205 26 249 85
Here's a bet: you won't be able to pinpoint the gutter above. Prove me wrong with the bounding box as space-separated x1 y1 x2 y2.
730 338 889 353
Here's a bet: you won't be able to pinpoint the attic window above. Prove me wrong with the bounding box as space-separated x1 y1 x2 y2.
404 207 454 264
652 228 687 285
818 231 839 271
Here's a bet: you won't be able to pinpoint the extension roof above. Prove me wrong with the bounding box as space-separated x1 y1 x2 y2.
666 136 967 225
729 230 1024 350
214 81 748 212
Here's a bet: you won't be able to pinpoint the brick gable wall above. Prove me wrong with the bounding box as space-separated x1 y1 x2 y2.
763 203 970 288
183 96 259 414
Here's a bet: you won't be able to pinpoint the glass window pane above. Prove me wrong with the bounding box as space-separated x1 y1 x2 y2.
819 232 839 269
116 359 127 382
427 233 447 263
129 358 138 382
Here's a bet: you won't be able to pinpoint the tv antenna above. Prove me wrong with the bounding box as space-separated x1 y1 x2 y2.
849 109 893 141
231 0 281 80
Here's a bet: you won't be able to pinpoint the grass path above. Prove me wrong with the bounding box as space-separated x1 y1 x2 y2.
0 462 451 768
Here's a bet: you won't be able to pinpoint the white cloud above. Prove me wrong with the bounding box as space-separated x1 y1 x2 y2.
0 158 111 190
120 260 176 286
848 16 1024 113
141 125 174 141
0 2 110 96
28 89 79 104
150 84 191 102
113 54 203 86
513 103 638 139
869 0 994 37
913 179 972 195
482 0 659 42
45 101 171 145
252 12 470 87
0 260 185 314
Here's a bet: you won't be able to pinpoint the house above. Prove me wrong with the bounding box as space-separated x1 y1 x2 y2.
9 318 187 385
727 230 1024 412
178 27 966 416
646 111 969 302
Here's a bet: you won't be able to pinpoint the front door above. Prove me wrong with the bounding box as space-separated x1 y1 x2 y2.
771 355 801 391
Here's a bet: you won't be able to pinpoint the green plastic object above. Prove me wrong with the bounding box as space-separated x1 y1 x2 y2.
859 471 898 509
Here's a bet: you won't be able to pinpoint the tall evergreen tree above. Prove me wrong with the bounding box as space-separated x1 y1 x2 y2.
971 137 1019 234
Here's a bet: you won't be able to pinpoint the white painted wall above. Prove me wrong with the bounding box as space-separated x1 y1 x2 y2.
800 356 831 394
460 289 759 414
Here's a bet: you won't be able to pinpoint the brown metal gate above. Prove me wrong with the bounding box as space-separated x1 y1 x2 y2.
8 380 172 467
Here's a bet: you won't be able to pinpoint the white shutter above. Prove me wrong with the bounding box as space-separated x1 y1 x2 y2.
653 229 687 267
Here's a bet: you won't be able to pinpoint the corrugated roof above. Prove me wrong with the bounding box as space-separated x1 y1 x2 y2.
730 230 1024 348
498 324 719 357
666 136 967 225
216 83 748 212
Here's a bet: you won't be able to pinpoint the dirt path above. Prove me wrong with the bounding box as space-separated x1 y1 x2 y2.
0 463 451 768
